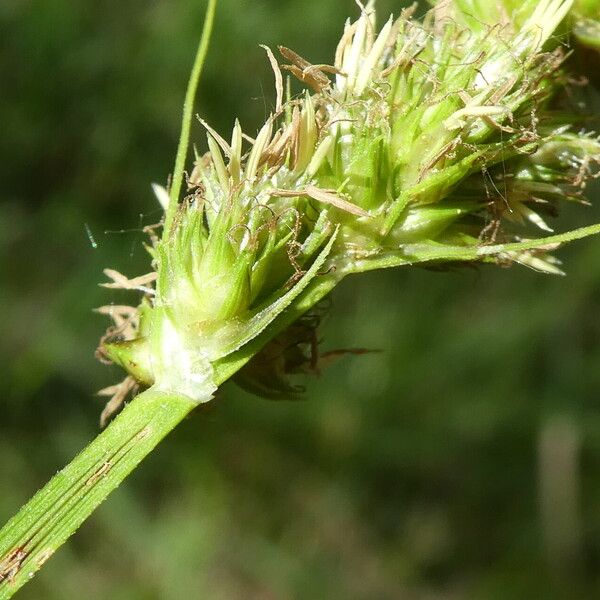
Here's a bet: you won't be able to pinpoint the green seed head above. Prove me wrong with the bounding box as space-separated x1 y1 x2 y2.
98 0 600 409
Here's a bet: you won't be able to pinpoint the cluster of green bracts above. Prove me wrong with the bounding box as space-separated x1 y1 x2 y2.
100 0 600 404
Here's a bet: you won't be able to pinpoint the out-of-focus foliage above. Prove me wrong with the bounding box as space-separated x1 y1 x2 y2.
1 1 600 598
572 0 600 49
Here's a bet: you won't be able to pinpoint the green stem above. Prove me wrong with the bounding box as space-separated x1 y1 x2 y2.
163 0 218 238
0 270 342 599
4 217 598 596
0 4 219 593
0 388 197 599
346 223 600 273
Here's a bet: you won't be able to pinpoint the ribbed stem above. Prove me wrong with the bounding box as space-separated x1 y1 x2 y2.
0 388 197 599
0 270 343 599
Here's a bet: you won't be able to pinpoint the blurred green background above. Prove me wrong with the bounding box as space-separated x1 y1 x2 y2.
2 1 600 598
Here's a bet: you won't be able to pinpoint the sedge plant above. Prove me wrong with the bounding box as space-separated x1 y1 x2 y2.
2 0 600 595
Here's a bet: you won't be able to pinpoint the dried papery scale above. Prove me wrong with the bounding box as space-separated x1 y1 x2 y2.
98 0 600 406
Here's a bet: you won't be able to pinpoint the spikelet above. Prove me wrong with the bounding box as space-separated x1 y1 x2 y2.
98 1 600 406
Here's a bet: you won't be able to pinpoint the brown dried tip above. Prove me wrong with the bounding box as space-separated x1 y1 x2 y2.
98 376 138 427
278 45 332 91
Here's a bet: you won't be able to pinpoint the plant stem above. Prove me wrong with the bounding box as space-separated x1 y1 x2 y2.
348 223 600 273
163 0 218 238
0 2 219 594
0 268 342 598
5 216 597 596
0 388 197 599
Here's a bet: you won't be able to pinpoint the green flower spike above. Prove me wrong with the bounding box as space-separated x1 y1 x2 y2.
2 1 600 596
99 0 600 404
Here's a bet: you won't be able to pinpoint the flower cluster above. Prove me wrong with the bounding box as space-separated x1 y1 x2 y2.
98 0 600 417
